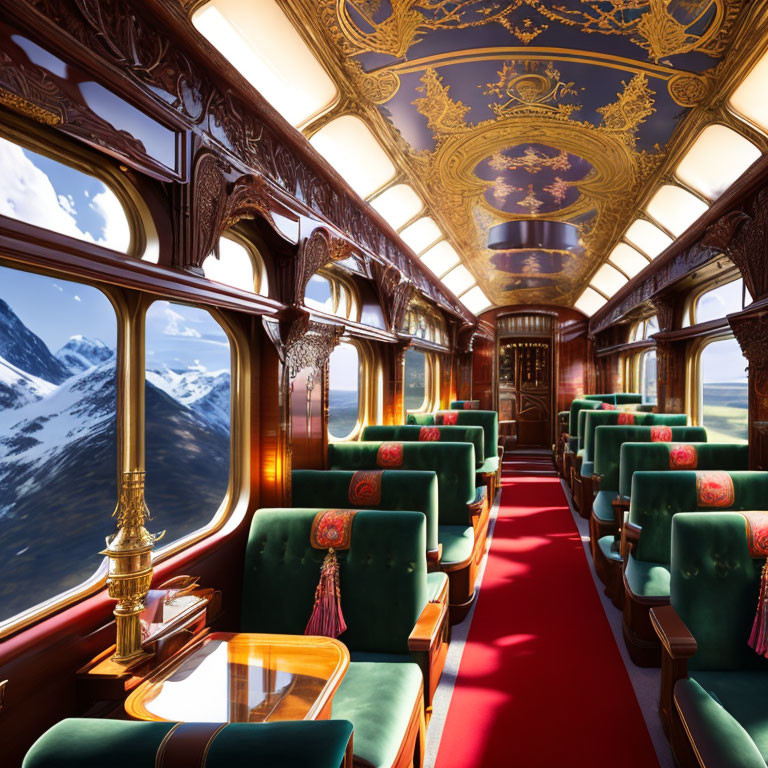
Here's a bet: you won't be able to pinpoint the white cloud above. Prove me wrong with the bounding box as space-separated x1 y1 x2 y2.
52 283 64 292
163 307 202 338
0 137 129 253
74 295 82 302
188 360 207 372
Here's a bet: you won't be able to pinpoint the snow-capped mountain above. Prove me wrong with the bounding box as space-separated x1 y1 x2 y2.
146 365 231 432
0 301 231 624
0 299 70 384
55 335 114 375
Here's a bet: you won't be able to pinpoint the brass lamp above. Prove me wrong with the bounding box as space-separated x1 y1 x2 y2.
102 471 163 663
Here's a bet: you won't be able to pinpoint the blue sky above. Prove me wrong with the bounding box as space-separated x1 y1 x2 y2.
0 265 116 351
145 301 230 372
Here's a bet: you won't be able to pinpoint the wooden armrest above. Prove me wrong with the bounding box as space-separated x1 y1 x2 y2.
612 497 630 528
651 605 697 660
409 602 446 652
591 474 601 493
426 545 442 564
619 520 641 560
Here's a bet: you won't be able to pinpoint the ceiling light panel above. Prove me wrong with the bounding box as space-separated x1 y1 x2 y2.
608 243 649 279
574 287 607 317
310 115 396 199
420 241 460 276
399 217 442 253
624 219 673 258
644 185 709 237
675 124 760 201
441 264 475 295
590 263 627 295
729 48 768 133
369 184 423 231
460 286 492 315
192 0 337 128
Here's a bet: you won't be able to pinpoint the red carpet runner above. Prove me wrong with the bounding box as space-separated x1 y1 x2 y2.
434 459 660 768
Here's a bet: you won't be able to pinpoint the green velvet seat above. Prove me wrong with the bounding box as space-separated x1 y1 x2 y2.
405 410 500 479
450 400 480 409
328 441 486 621
292 468 441 557
361 424 485 469
623 471 768 666
242 508 442 768
651 513 768 766
23 718 354 768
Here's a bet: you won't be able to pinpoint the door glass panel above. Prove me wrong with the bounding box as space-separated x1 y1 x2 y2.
700 337 748 443
328 343 359 439
404 348 427 411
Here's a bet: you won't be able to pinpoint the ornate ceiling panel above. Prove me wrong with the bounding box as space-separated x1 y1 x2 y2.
279 0 752 308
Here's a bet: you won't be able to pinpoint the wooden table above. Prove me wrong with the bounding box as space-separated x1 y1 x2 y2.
125 632 349 723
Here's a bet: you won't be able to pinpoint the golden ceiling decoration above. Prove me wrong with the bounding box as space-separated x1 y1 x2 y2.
279 0 757 308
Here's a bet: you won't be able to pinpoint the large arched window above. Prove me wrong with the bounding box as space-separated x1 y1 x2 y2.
696 337 748 443
144 301 232 548
683 277 749 327
0 264 117 631
202 235 268 295
639 349 657 404
0 135 130 252
305 272 358 321
328 342 361 439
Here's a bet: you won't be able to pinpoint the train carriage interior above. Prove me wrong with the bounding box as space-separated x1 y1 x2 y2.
3 1 768 766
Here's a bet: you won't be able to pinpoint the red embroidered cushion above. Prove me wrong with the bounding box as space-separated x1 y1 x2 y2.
669 444 697 469
348 470 382 505
310 509 357 550
376 442 404 468
618 412 635 425
463 402 478 409
601 403 617 410
437 411 458 425
696 471 735 508
419 427 440 442
651 425 672 442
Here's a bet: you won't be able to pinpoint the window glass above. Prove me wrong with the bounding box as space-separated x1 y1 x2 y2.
624 219 672 259
202 237 264 294
695 279 746 325
460 285 491 315
145 302 231 547
328 343 360 439
591 263 627 295
609 243 648 278
442 264 475 295
370 184 422 230
404 348 427 411
574 287 606 316
305 274 333 313
420 241 460 277
0 265 117 626
700 337 748 443
399 218 441 253
728 48 768 134
640 349 657 403
645 185 708 237
645 315 659 336
0 136 130 251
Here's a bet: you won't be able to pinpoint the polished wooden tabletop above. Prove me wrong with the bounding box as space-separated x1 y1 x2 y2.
124 632 350 723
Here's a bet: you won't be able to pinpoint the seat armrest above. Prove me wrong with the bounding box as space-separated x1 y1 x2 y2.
591 474 600 494
651 604 697 738
409 602 446 652
620 521 641 560
651 605 697 660
612 496 630 529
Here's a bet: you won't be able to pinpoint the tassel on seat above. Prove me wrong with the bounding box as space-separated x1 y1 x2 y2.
305 509 358 639
741 512 768 656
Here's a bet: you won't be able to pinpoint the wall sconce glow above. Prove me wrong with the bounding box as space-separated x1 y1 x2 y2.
590 263 627 296
574 287 607 316
399 217 442 254
729 48 768 134
460 286 491 315
192 0 337 128
608 243 649 279
644 185 709 237
310 115 396 199
441 264 475 296
623 219 672 259
420 241 460 277
675 124 760 201
369 184 423 231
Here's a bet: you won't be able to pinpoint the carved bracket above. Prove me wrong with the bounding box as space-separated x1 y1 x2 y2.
284 314 344 381
371 262 416 334
729 307 768 368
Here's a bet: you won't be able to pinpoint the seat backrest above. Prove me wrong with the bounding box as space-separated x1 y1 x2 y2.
328 441 475 525
593 426 707 493
583 411 687 463
292 469 439 553
583 393 643 404
619 442 749 498
672 513 768 672
450 400 480 409
242 509 427 655
23 718 354 768
362 424 485 466
630 471 768 566
569 398 601 438
406 410 498 461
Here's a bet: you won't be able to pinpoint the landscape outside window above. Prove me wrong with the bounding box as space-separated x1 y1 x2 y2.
145 302 232 546
328 342 360 439
405 348 427 411
700 337 748 443
0 266 117 625
640 349 657 404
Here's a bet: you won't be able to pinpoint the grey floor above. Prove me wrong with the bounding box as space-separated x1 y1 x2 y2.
423 466 675 768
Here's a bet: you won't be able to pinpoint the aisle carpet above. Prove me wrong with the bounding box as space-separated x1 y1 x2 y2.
433 459 661 768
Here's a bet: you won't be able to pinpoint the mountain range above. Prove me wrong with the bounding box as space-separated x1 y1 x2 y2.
0 301 231 624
